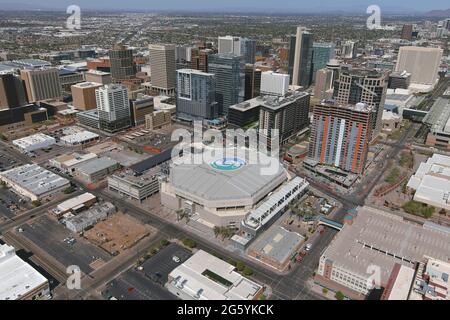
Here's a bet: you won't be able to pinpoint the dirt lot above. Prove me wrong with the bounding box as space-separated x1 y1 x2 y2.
84 213 154 255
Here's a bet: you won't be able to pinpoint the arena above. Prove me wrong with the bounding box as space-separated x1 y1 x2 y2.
160 147 290 228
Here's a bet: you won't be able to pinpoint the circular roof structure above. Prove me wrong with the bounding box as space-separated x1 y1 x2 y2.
170 149 287 207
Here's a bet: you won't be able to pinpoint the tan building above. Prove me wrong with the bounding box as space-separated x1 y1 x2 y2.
84 69 112 85
20 68 62 103
131 95 154 126
71 82 103 110
145 110 171 130
148 44 176 95
395 46 443 88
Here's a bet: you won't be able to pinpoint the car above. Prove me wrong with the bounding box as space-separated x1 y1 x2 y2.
172 256 181 263
305 243 312 251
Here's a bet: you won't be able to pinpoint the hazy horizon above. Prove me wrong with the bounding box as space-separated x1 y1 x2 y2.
0 0 449 14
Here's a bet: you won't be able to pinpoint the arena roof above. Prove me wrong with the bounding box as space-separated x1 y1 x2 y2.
170 149 287 205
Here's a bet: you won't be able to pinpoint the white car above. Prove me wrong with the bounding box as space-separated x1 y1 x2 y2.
172 256 181 263
305 243 312 251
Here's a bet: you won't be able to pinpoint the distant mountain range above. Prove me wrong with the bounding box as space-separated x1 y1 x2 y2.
424 9 450 17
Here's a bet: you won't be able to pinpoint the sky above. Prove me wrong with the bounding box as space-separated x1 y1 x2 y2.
0 0 449 13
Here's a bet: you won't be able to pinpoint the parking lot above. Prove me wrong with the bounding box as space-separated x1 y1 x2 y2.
102 270 177 300
141 243 192 284
102 243 191 300
0 146 22 171
0 187 31 220
18 215 112 273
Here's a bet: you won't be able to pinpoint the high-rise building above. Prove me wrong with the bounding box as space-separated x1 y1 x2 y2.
191 48 212 73
313 68 334 100
395 46 443 87
208 53 244 115
71 82 103 111
109 44 136 82
288 26 314 88
326 59 341 86
95 84 131 132
401 24 413 41
84 70 112 85
341 41 357 59
244 64 262 100
0 73 27 109
175 45 193 69
333 66 388 139
308 101 373 174
260 71 289 97
176 69 218 120
240 38 257 64
20 68 62 103
312 42 335 82
130 94 154 126
259 91 310 146
218 36 256 64
148 44 176 95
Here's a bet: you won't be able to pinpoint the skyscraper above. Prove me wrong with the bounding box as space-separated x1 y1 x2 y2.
289 26 314 88
333 66 388 140
260 71 290 97
312 42 335 82
148 44 176 95
175 45 193 69
308 101 372 174
244 64 262 100
71 82 103 111
395 46 443 87
176 69 218 120
20 68 62 103
218 36 256 64
401 24 413 41
259 91 310 146
341 41 357 59
313 68 334 100
109 44 136 82
208 53 244 115
96 84 131 132
191 48 212 73
0 73 27 109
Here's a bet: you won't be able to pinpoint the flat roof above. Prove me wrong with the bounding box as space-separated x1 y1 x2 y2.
60 130 99 144
321 206 450 285
76 157 119 175
12 133 55 150
0 164 69 197
71 82 103 89
406 154 450 209
56 192 96 212
167 250 262 300
251 226 304 264
0 244 48 300
130 148 172 174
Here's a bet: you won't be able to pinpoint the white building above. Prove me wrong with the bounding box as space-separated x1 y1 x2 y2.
260 71 290 97
12 133 56 153
0 244 49 300
316 206 450 300
395 46 443 91
166 250 264 300
49 152 98 173
95 84 131 132
60 130 99 146
0 164 70 201
107 167 160 202
52 192 97 219
64 202 115 233
407 153 450 210
218 36 241 55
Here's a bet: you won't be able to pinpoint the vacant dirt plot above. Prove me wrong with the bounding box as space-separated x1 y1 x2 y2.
84 213 153 254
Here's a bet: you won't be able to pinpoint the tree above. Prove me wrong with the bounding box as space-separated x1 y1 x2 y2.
160 239 170 247
242 267 253 276
322 288 328 295
31 200 41 207
335 291 345 300
236 261 245 272
182 238 197 248
63 185 76 194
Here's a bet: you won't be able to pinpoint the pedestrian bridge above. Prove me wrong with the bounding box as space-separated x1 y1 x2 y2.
303 216 343 231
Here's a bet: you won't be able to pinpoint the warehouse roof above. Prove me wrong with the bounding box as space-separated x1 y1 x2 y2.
0 244 48 300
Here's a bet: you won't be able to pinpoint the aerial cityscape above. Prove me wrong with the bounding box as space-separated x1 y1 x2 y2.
1 0 450 305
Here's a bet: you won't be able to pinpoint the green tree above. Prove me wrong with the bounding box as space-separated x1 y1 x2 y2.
335 291 345 300
31 200 41 207
242 267 253 276
236 261 245 272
